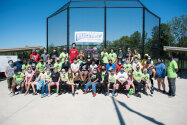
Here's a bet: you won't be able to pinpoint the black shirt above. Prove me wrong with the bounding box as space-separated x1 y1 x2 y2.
29 61 37 70
51 72 60 82
80 63 89 71
62 62 71 72
91 72 100 82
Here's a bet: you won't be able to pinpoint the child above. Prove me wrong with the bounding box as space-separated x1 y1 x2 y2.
126 70 135 98
67 69 75 96
31 71 44 95
60 69 68 93
25 66 34 95
142 68 153 95
107 68 117 96
41 67 51 98
11 69 25 96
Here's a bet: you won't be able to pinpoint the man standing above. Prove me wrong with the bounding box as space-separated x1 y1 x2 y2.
41 49 50 62
167 55 178 97
59 48 68 63
91 47 100 65
30 49 40 63
69 43 78 63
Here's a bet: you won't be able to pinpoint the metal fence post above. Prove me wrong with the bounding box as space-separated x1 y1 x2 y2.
67 7 70 52
142 7 145 58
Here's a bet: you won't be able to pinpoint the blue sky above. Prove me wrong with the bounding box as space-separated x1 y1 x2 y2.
0 0 186 48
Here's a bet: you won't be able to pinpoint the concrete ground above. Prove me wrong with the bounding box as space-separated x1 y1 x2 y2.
0 78 187 125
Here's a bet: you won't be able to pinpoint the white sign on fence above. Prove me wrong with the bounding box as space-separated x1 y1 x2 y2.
75 31 103 43
0 55 17 72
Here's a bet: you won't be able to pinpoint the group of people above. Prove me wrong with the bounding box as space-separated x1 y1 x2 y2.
5 43 178 98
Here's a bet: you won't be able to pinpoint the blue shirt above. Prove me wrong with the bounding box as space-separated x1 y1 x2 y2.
106 64 116 71
155 62 166 78
13 61 23 72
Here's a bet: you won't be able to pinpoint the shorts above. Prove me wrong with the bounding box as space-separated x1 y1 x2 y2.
142 80 148 85
116 81 128 85
51 82 58 85
7 77 13 88
13 81 25 85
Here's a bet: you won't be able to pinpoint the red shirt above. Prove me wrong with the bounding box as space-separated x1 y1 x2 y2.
69 49 78 59
116 64 123 73
30 52 40 62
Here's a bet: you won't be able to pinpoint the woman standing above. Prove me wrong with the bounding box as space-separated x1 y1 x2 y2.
155 58 166 93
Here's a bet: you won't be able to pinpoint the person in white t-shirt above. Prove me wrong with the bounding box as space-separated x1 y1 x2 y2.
132 57 142 71
71 58 79 81
115 67 128 96
88 60 98 81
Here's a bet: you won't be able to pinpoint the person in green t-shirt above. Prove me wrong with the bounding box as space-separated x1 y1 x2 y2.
108 48 117 64
99 65 109 95
133 64 143 97
36 58 46 72
67 69 75 96
11 69 25 96
54 58 62 72
107 68 116 96
123 58 132 73
167 56 178 97
142 68 153 95
59 48 69 63
22 60 29 73
101 48 109 64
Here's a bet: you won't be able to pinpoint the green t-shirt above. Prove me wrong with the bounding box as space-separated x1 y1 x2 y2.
59 52 68 63
101 71 106 81
142 73 149 81
101 51 109 64
22 64 29 72
135 54 141 60
13 73 25 82
44 72 51 81
109 74 116 83
167 60 178 78
123 63 132 73
54 62 62 71
36 62 46 72
109 53 117 63
60 73 68 81
133 70 142 81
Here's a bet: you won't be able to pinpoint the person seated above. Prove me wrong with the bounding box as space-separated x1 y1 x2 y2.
41 67 51 98
107 68 117 96
133 64 143 98
88 60 98 81
36 58 46 73
67 69 75 96
22 59 29 73
54 58 62 72
24 66 34 95
106 59 116 72
48 68 60 97
126 70 135 98
98 65 109 95
31 71 44 95
79 58 89 84
11 69 25 96
132 57 142 71
70 58 80 81
62 57 71 72
115 60 123 73
142 68 153 95
83 67 100 97
115 67 128 96
77 50 84 63
60 69 68 94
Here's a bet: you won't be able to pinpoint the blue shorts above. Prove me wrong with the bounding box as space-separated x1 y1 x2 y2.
13 81 24 85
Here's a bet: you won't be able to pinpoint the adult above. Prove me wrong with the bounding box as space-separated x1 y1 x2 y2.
30 49 40 63
41 49 50 62
101 48 109 65
155 58 166 93
59 48 69 64
108 48 117 64
13 56 23 72
69 43 78 63
132 57 142 71
167 55 178 97
106 59 116 72
117 48 124 62
62 57 71 72
91 47 100 64
50 47 59 64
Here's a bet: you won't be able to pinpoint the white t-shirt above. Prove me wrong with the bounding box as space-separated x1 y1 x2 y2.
90 64 98 72
71 63 79 72
132 62 142 71
117 72 128 82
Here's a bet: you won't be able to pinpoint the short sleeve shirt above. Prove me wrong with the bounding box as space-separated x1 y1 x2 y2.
59 52 68 63
167 60 178 78
36 62 46 72
117 72 128 82
13 73 25 82
133 70 142 81
101 51 109 64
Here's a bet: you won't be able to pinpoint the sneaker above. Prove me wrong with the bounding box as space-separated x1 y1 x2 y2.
93 93 96 97
112 91 115 96
145 92 148 96
55 93 59 97
48 93 51 97
138 93 141 98
72 93 75 96
106 92 109 96
83 91 88 94
32 92 37 95
10 93 15 97
114 93 118 97
24 91 28 96
150 89 153 94
8 91 12 95
43 93 47 97
41 94 44 98
127 94 130 98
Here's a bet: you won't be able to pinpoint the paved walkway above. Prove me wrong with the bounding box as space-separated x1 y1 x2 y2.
0 78 187 125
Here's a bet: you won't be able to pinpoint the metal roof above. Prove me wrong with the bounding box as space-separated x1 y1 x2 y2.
163 46 187 53
0 46 43 53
